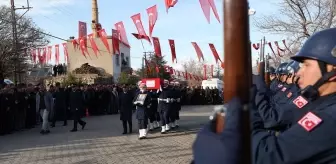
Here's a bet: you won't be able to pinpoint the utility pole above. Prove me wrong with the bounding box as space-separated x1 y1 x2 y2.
10 0 32 85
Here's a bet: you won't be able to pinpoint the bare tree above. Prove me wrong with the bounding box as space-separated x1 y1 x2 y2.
0 5 49 84
254 0 336 47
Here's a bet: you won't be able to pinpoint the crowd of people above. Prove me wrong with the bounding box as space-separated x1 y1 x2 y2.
0 81 222 136
52 64 67 76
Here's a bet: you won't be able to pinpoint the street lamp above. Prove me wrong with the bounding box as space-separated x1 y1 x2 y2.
248 8 256 16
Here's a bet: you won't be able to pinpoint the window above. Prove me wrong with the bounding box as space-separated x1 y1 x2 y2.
115 54 120 66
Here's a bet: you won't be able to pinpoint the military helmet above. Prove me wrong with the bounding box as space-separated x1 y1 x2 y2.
269 66 276 74
275 62 289 74
285 61 300 75
291 28 336 65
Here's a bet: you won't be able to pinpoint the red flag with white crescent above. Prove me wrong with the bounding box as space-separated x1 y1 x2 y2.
88 33 99 56
132 33 151 42
208 0 220 23
146 5 158 38
168 39 177 63
112 29 120 54
78 21 87 39
152 37 162 57
115 21 130 47
131 13 151 43
78 37 88 57
47 46 52 62
55 44 60 64
62 43 68 62
199 0 211 23
97 29 111 53
209 43 221 63
191 42 204 61
165 0 178 12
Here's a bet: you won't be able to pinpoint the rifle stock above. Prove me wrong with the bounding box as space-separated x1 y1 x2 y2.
215 0 252 163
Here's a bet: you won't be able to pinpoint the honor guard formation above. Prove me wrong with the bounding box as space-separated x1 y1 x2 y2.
192 28 336 164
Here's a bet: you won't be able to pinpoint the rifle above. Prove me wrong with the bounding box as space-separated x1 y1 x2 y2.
215 0 252 163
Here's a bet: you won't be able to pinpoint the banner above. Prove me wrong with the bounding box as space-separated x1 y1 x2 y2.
88 33 99 56
168 39 177 63
152 37 162 57
203 65 207 80
97 29 111 53
191 42 204 61
47 46 52 62
208 0 220 23
78 21 87 39
199 0 211 23
30 49 36 63
146 5 158 38
209 43 221 63
131 13 151 43
115 21 130 47
112 29 120 54
55 44 60 64
165 0 178 12
78 37 88 57
62 43 68 62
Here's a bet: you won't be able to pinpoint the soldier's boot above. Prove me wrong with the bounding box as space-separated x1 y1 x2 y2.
139 129 146 140
152 122 158 129
143 129 148 138
171 122 176 129
138 129 144 139
175 120 179 128
155 121 160 129
165 124 170 131
149 123 154 131
161 126 166 134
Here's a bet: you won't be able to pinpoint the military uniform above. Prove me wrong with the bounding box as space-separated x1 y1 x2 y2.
157 80 173 133
134 83 152 139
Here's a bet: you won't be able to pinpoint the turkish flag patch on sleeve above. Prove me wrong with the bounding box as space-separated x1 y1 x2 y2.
281 87 287 92
298 112 322 132
293 96 308 108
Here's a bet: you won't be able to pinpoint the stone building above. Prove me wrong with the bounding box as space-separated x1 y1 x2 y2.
66 36 131 82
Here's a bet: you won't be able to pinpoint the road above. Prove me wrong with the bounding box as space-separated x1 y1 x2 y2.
0 105 215 164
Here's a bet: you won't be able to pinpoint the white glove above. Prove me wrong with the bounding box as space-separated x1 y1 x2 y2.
177 98 181 102
166 98 170 103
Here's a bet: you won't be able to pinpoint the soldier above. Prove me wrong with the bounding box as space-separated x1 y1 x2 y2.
193 28 336 163
157 80 173 133
133 82 151 139
148 89 160 131
171 82 182 128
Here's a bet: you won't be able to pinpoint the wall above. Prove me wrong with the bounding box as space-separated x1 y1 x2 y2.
67 36 131 82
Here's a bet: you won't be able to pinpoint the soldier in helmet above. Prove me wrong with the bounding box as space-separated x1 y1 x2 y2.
193 28 336 163
171 81 182 128
157 79 173 134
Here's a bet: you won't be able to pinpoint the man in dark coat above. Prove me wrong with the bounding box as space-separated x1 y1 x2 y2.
69 85 86 132
51 82 67 127
119 86 134 134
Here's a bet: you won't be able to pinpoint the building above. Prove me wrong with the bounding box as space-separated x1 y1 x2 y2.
66 36 131 82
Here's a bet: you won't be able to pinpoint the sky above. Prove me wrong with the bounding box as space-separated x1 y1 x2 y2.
1 0 286 71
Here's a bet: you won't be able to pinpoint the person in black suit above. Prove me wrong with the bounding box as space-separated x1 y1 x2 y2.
119 86 134 134
69 85 86 132
51 82 67 127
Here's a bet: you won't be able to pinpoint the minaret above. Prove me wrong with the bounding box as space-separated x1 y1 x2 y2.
91 0 99 37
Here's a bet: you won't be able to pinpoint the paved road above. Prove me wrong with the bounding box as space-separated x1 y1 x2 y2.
0 105 215 164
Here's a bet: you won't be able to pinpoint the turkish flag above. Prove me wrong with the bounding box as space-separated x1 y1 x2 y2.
88 33 99 56
78 37 88 57
209 43 222 63
78 21 87 38
199 0 211 23
42 47 47 64
208 0 220 23
131 13 151 43
146 5 158 38
152 37 162 57
203 64 207 80
132 33 151 42
191 42 204 61
47 46 52 62
55 44 60 64
165 0 178 12
112 29 120 54
62 43 68 62
168 39 176 63
31 49 36 63
115 21 130 47
97 29 111 53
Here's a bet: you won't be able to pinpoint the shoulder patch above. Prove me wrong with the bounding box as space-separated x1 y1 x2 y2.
293 96 308 108
298 112 322 132
281 87 287 92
